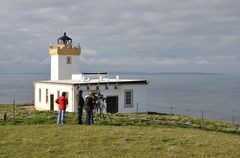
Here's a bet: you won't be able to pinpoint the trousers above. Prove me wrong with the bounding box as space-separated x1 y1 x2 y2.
57 110 65 124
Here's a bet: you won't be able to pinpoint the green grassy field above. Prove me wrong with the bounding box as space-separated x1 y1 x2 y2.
1 125 240 158
1 104 240 157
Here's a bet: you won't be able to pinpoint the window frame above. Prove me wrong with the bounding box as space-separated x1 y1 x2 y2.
66 56 72 64
64 92 69 98
57 90 60 98
46 89 48 103
39 88 41 102
124 89 133 107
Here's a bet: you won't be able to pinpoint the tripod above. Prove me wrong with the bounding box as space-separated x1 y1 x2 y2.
95 98 112 124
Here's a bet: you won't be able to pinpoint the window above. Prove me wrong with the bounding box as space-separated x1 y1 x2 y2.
57 91 60 98
39 88 41 102
124 89 133 107
66 56 72 64
64 92 69 98
46 89 48 103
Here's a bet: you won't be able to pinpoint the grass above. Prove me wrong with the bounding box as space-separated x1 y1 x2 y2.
1 104 240 157
1 125 240 158
1 104 240 135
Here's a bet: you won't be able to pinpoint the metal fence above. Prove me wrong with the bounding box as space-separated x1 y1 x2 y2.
149 104 240 124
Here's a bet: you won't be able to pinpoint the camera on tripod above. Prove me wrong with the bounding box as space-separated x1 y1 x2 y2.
92 91 112 123
91 91 107 114
93 92 105 101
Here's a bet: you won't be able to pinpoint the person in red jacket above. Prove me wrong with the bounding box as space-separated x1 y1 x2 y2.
55 92 68 124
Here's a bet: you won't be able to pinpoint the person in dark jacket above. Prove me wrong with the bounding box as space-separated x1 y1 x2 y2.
84 91 94 125
76 90 84 125
90 96 95 125
55 92 68 124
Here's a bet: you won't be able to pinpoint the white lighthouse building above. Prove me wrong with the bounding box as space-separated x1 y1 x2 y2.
34 33 149 113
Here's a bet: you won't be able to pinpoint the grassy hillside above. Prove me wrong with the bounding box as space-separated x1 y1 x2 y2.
1 125 240 158
1 104 240 157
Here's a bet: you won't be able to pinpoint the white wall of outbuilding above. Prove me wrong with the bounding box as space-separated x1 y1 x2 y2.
34 82 148 113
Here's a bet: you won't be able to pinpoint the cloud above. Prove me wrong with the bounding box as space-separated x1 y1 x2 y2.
0 56 49 64
0 0 240 73
81 48 97 58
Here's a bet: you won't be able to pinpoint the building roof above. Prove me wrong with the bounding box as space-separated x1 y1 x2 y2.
35 78 149 85
57 32 72 45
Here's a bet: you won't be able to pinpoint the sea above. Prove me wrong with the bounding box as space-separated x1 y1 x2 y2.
0 73 240 123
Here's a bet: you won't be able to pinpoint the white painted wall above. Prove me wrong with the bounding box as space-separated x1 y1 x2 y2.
51 55 80 80
58 55 80 80
116 84 148 113
34 83 75 112
73 84 148 113
50 55 59 80
35 82 148 113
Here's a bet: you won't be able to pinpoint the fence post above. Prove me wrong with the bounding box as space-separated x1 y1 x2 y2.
13 100 15 118
3 112 7 121
136 102 139 114
201 110 204 125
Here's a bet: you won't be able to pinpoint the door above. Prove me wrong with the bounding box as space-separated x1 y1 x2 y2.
106 96 118 113
50 94 54 111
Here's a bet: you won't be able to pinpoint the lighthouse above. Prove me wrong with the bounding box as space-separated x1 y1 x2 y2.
34 33 149 113
49 32 81 80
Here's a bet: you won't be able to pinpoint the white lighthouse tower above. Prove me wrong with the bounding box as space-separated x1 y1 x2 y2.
49 32 81 80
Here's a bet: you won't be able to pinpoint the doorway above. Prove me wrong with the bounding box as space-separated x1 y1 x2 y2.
50 94 54 111
106 96 118 113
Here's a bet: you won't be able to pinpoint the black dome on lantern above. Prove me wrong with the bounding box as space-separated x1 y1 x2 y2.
57 32 72 45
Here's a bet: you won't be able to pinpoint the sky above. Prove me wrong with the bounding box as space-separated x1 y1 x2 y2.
0 0 240 74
